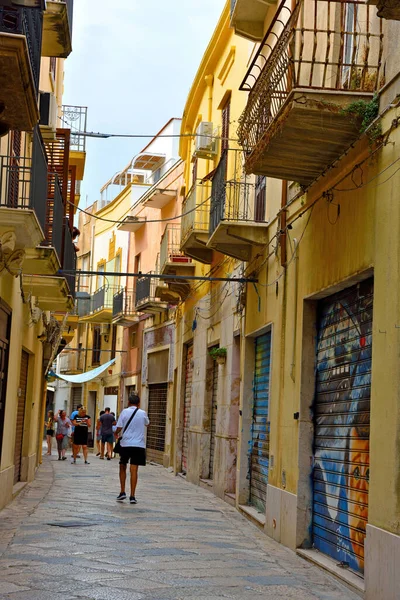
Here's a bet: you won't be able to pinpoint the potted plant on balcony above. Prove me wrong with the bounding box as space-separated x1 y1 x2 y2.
209 346 227 365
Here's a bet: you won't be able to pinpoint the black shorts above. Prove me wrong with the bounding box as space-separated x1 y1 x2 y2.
46 429 54 437
119 446 146 466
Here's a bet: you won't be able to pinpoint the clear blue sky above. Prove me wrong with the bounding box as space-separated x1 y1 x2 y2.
63 0 226 206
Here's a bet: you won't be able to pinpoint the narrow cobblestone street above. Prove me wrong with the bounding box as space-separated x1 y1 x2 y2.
0 452 361 600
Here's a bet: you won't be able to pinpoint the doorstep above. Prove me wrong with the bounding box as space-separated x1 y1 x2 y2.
199 478 213 491
224 492 236 507
238 504 266 530
297 548 365 597
12 481 28 500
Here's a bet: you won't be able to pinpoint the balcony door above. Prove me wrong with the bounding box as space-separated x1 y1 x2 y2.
7 130 21 208
254 176 266 222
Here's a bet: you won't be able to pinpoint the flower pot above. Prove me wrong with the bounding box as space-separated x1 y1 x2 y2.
216 355 226 365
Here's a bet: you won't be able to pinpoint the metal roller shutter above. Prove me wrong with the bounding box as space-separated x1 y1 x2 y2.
313 279 373 574
147 383 168 464
14 350 28 485
182 344 193 473
250 332 271 512
209 357 219 479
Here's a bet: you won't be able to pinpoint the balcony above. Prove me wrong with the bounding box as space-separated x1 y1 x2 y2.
117 216 147 233
230 0 277 41
79 285 119 324
54 312 79 344
62 105 87 181
159 224 194 301
112 287 140 327
135 274 168 314
0 127 47 250
0 5 43 131
238 0 384 186
207 152 268 261
58 349 83 374
180 182 213 264
42 0 73 58
368 0 400 20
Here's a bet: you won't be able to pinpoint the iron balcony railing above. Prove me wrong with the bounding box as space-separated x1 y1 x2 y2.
92 285 120 313
160 224 191 272
0 126 48 238
61 105 87 152
44 173 64 260
136 275 159 307
238 0 384 155
209 151 256 236
63 218 76 298
76 292 91 317
0 4 43 94
113 287 136 318
181 181 211 245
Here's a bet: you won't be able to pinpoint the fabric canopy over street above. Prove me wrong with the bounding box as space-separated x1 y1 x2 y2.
49 358 116 383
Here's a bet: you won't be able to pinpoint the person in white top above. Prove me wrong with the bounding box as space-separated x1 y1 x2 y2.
115 394 149 504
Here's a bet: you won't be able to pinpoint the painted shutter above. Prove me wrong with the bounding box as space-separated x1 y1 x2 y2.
182 343 193 473
147 382 168 464
313 279 373 574
209 357 219 479
14 350 28 485
250 332 271 513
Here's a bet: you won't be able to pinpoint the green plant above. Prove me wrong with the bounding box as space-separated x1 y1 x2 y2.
209 347 227 360
341 95 380 134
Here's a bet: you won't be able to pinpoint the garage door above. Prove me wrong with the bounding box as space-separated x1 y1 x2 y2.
147 383 168 464
313 279 373 574
182 344 193 474
14 350 28 485
250 332 271 513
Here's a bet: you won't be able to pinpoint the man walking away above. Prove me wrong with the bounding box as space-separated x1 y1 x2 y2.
100 407 116 460
115 394 149 504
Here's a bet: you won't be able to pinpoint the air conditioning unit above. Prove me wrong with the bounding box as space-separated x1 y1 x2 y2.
194 122 218 159
39 92 58 139
100 324 110 336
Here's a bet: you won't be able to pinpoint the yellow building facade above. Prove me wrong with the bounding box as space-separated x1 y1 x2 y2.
177 0 400 597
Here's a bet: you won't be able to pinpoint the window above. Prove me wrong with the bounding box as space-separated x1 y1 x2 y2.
255 176 267 222
49 57 57 81
192 158 198 187
133 254 141 294
221 99 231 153
342 3 358 87
111 326 117 360
92 326 101 365
97 263 105 289
130 330 137 348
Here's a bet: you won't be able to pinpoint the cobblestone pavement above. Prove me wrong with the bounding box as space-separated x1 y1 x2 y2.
0 452 361 600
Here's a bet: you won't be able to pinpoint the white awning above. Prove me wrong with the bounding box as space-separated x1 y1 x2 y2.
49 358 116 383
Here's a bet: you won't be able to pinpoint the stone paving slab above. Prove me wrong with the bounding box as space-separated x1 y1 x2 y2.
0 453 362 600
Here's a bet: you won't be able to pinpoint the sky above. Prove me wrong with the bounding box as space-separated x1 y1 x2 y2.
63 0 227 207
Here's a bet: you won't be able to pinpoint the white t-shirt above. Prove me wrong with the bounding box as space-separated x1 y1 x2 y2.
117 407 149 449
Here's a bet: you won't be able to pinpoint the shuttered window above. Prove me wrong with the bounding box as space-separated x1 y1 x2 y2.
313 279 373 575
221 99 230 153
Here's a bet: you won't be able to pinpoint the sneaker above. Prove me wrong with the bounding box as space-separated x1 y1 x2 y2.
71 458 76 464
129 496 137 504
116 492 126 502
85 461 90 465
61 457 67 461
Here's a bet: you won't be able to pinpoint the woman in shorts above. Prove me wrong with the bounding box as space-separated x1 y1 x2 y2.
45 411 55 455
71 407 91 465
55 410 71 460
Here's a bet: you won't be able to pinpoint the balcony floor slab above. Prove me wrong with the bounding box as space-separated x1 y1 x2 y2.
0 208 44 250
181 232 213 264
79 308 113 324
22 275 73 312
135 300 168 314
207 220 269 261
23 246 60 276
42 0 72 59
246 89 373 187
0 33 39 131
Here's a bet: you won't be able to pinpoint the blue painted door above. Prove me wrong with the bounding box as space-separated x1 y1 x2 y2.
250 332 271 512
313 279 373 574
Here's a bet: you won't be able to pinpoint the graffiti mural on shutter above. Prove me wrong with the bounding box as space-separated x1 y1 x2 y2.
250 332 271 513
147 383 168 464
182 343 193 473
209 356 219 479
313 279 373 574
14 350 28 485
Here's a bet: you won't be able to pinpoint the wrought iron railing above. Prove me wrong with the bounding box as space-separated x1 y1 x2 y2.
0 127 48 236
76 292 91 317
0 4 43 94
62 105 87 152
63 219 76 298
181 181 211 245
209 151 257 236
113 287 136 317
92 285 120 313
136 275 160 306
160 224 191 272
238 0 384 154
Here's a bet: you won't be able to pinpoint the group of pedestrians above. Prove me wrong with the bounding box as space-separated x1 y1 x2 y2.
45 393 149 505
